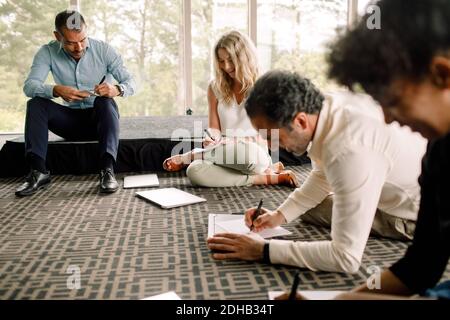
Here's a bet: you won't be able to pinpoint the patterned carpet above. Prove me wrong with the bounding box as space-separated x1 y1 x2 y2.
0 165 449 300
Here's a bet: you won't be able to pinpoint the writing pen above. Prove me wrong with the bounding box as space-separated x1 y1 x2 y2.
250 199 263 231
288 272 300 300
88 76 106 96
204 129 215 141
89 75 107 96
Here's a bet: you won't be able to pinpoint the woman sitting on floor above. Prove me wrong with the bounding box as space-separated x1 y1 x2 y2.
163 30 299 188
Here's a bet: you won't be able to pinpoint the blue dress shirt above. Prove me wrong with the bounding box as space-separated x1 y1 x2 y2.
24 38 136 109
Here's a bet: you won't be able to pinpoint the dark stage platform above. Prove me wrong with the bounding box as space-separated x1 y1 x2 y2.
0 116 310 177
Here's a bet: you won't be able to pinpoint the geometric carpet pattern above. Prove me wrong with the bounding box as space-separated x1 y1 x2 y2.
1 164 449 299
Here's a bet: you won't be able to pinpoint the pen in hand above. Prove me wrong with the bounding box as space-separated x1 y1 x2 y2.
91 75 106 96
250 199 263 231
288 272 300 300
204 129 216 142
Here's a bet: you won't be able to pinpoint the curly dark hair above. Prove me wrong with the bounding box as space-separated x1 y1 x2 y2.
327 0 450 100
245 70 324 128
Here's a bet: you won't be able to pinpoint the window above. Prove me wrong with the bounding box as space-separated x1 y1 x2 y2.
358 0 374 16
0 0 69 132
257 0 347 91
191 0 248 115
82 0 183 116
0 0 357 133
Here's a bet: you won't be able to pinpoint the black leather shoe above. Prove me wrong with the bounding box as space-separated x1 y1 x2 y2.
99 168 119 193
15 170 51 197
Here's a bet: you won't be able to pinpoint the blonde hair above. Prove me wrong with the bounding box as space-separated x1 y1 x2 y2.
212 31 259 104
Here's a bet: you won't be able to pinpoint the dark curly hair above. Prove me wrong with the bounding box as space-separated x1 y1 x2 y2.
245 70 324 128
327 0 450 100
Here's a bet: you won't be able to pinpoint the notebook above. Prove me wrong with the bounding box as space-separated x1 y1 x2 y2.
208 214 292 238
136 188 206 209
124 174 159 189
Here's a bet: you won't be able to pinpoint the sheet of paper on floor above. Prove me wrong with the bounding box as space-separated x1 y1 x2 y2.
142 291 182 300
268 291 344 300
215 217 291 238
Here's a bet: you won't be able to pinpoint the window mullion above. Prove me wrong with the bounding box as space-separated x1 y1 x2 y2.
248 0 257 45
347 0 358 27
69 0 79 11
183 0 193 115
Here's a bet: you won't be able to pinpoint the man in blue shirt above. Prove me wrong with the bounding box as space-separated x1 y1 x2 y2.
16 10 136 196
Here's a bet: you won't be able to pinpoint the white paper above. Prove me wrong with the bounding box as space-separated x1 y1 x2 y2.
124 174 159 189
216 219 250 234
83 90 100 97
192 143 222 154
209 214 292 239
142 291 182 300
136 188 206 209
268 291 344 300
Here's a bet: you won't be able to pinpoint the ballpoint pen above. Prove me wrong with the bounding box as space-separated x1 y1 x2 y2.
88 75 106 96
250 199 263 231
288 272 300 300
204 129 215 142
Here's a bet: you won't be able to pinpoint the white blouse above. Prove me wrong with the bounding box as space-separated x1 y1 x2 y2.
211 84 258 138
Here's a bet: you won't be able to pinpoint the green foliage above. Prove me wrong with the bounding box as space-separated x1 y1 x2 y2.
272 51 340 91
0 0 346 132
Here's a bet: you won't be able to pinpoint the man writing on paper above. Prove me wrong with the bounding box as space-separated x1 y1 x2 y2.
208 71 427 273
16 10 136 196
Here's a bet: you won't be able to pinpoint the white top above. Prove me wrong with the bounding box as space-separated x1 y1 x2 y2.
270 91 428 273
211 84 258 137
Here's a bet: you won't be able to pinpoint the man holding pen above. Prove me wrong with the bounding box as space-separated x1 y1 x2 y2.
16 10 136 196
208 71 427 273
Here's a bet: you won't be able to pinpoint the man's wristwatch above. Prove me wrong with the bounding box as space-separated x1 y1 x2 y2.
115 84 124 97
262 241 271 263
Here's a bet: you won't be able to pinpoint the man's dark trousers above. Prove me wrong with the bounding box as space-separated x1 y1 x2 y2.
24 96 120 166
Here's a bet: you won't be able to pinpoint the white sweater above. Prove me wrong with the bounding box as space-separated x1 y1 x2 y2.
270 91 427 273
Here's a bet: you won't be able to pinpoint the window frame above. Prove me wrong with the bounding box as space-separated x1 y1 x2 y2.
65 0 357 115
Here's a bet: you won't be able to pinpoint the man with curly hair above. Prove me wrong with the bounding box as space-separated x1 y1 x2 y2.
207 70 427 274
323 0 450 299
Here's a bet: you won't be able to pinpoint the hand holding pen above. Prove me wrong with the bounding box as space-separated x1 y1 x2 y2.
94 75 120 97
274 272 304 300
203 128 221 147
93 75 106 95
250 199 264 231
245 206 286 233
288 272 300 300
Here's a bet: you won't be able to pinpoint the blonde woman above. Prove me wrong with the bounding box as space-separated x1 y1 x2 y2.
163 31 299 188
